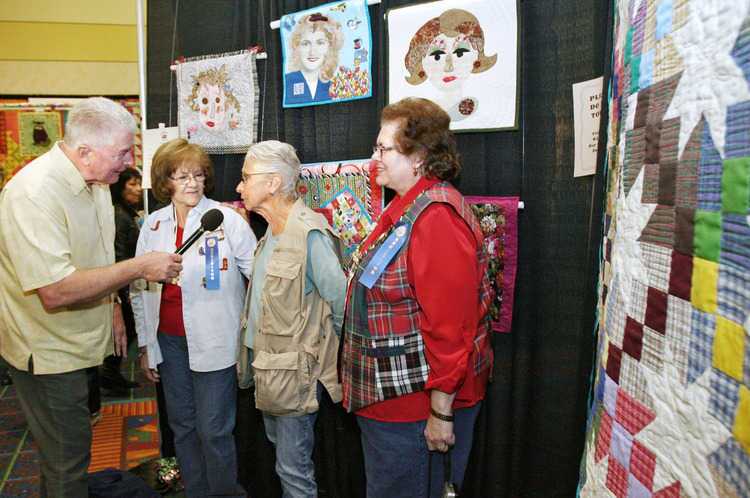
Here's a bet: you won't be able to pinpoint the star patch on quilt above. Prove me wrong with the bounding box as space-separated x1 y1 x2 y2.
579 1 750 497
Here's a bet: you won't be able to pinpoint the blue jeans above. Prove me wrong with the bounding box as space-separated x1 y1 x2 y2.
357 403 482 498
157 333 245 498
262 409 318 498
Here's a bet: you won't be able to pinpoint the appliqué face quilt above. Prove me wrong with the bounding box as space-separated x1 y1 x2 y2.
280 0 373 108
176 50 259 154
387 0 519 131
578 1 750 497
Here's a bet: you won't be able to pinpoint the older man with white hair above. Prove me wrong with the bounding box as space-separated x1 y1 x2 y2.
0 97 182 497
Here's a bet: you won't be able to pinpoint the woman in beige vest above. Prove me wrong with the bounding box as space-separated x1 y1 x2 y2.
236 140 346 498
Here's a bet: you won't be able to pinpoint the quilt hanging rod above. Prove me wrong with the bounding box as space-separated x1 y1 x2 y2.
269 0 382 29
170 52 267 71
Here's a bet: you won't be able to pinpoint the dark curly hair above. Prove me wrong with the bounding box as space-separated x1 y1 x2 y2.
381 98 461 181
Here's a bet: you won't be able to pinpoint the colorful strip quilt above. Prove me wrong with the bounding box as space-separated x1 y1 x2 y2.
466 196 519 333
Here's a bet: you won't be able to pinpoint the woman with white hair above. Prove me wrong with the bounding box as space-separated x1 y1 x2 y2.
236 140 346 498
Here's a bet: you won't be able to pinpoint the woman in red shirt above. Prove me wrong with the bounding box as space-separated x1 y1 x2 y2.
340 98 493 498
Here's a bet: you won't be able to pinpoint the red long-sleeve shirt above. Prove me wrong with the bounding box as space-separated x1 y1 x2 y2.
357 178 484 422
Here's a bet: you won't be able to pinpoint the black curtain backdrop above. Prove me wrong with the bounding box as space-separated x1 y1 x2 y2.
147 1 612 496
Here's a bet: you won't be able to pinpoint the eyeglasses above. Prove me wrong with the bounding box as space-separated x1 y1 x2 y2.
90 145 132 163
372 144 397 156
240 171 271 183
170 172 206 185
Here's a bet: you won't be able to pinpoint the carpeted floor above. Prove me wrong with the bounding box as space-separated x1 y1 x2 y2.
90 399 160 472
0 354 163 497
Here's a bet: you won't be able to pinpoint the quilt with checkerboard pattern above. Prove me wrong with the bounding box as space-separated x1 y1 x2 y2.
578 1 750 497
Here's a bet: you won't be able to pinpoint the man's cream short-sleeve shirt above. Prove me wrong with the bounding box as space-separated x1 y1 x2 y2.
0 143 115 374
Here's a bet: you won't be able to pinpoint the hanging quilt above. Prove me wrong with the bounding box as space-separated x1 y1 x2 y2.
466 196 519 333
579 1 750 498
175 50 259 154
298 159 383 262
0 98 142 191
387 0 519 132
280 0 373 108
18 111 62 157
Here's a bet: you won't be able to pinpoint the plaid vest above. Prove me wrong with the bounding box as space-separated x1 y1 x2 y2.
341 182 493 412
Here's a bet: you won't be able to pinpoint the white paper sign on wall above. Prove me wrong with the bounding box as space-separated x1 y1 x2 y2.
572 76 604 177
141 124 178 189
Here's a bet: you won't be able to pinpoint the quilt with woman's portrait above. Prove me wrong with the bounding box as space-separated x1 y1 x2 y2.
387 0 519 132
280 0 373 108
175 50 259 154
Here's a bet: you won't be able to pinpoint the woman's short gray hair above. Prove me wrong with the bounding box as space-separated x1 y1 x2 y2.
64 97 137 148
244 140 301 198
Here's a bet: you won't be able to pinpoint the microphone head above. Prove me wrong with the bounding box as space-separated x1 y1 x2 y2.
201 209 224 231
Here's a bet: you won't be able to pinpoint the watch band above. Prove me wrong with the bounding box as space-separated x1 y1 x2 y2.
430 408 454 422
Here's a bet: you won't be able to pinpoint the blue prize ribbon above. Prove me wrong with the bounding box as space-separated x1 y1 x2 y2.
204 236 220 290
358 223 409 289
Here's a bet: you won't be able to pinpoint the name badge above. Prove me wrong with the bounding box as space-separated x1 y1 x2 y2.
358 223 409 289
204 236 220 290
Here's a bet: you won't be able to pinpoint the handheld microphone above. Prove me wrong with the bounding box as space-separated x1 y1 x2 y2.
175 208 224 255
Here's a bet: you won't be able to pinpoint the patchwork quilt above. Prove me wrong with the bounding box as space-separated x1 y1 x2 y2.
298 159 383 264
578 1 750 497
0 99 142 190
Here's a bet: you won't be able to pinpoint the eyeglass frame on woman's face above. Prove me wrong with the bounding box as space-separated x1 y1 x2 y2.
372 144 397 157
240 171 273 184
169 171 206 185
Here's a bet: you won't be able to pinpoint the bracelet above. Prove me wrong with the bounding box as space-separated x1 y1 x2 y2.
430 408 454 422
137 348 147 359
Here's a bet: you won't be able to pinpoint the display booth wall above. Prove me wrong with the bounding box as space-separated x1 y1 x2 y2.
147 1 612 496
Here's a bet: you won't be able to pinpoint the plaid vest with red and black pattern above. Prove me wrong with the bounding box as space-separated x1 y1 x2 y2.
340 182 493 412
